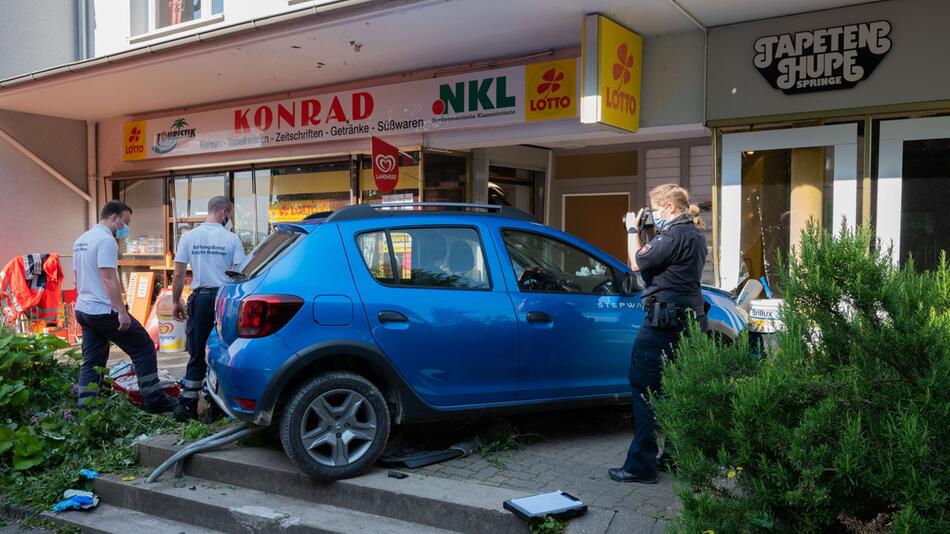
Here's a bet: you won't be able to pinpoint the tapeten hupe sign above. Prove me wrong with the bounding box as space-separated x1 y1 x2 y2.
122 59 579 161
753 20 892 94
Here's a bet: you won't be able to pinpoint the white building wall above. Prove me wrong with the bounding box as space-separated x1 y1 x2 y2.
0 0 78 79
92 0 342 57
0 111 89 287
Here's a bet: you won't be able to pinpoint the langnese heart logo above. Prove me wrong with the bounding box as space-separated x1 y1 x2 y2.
375 154 397 174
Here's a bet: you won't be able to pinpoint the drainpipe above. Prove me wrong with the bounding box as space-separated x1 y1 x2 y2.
78 0 88 61
86 122 98 226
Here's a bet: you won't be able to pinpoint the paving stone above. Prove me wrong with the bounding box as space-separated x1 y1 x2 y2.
409 407 679 530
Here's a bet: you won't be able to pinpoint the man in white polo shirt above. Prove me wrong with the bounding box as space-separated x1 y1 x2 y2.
171 195 246 422
73 201 175 413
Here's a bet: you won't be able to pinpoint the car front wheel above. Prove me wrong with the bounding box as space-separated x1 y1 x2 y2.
279 371 390 481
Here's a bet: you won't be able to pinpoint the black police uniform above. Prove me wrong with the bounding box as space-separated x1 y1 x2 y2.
621 213 707 480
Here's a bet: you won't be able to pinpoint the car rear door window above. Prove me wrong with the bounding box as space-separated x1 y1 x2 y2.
502 230 618 294
357 227 490 289
357 231 395 284
239 229 300 279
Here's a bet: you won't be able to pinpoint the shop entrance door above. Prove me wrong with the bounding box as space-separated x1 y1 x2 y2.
562 193 630 263
720 124 858 291
877 116 950 271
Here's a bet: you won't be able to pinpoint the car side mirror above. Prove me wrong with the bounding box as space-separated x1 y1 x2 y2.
621 271 642 296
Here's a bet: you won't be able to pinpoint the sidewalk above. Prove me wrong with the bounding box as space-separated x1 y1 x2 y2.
413 407 678 531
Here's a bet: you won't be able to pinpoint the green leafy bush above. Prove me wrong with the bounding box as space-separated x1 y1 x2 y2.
656 225 949 533
0 329 180 507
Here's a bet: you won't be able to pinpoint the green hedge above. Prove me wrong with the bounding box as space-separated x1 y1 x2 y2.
656 225 949 533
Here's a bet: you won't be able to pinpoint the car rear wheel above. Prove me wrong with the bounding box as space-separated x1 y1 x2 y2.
279 372 390 481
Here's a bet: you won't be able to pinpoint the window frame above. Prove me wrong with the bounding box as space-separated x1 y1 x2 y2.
131 0 225 43
500 227 623 296
354 225 494 291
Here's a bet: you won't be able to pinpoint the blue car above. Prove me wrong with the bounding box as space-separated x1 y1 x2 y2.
206 203 746 480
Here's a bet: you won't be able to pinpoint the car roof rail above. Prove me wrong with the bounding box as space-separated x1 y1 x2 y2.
325 202 537 222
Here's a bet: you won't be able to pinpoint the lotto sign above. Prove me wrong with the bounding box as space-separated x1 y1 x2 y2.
581 14 643 133
371 136 400 194
525 59 578 122
123 121 147 161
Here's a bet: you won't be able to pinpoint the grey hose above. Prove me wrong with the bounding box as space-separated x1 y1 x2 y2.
146 423 262 484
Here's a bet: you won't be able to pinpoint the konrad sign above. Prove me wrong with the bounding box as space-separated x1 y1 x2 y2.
122 60 579 161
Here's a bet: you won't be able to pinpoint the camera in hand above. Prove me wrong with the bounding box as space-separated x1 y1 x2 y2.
638 207 654 229
621 207 655 229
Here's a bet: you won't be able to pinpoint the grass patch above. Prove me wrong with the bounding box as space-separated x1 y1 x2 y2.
478 430 543 469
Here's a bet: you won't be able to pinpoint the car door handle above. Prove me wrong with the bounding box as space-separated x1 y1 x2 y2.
526 311 552 323
378 311 408 323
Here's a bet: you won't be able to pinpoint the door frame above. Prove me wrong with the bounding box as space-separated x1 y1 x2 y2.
877 115 950 263
720 124 858 290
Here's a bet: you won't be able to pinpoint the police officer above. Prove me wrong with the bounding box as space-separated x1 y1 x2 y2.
73 201 175 413
609 184 707 484
171 196 246 422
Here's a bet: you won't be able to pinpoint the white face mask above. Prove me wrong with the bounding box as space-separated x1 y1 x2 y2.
222 214 233 232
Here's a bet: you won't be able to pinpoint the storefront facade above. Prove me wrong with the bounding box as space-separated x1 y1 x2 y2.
707 0 950 291
87 19 710 286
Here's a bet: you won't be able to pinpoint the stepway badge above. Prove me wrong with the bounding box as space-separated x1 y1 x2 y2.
753 20 892 94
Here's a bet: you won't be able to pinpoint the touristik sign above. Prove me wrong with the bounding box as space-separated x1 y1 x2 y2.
753 20 892 94
580 14 643 133
122 61 579 161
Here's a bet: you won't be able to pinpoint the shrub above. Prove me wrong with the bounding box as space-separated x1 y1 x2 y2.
655 225 950 533
0 329 181 507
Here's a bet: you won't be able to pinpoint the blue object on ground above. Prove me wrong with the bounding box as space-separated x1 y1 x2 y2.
51 491 97 513
79 469 98 480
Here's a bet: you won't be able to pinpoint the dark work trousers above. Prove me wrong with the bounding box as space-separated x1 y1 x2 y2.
180 288 218 406
623 314 707 478
76 310 162 408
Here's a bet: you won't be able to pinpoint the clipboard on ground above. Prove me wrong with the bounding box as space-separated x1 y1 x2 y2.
503 490 587 521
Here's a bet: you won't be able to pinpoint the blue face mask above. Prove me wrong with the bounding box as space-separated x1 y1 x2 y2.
652 208 669 231
115 221 130 239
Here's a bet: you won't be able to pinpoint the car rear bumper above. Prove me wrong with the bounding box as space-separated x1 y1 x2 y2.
206 329 296 425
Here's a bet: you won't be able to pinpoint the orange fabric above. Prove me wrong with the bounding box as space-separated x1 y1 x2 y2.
0 254 63 324
1 257 35 323
36 255 63 323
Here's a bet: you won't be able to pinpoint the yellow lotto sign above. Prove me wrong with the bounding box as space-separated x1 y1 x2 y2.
525 58 578 122
581 15 643 132
122 121 147 161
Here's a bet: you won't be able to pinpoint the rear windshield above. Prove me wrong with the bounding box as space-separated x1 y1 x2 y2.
239 230 300 279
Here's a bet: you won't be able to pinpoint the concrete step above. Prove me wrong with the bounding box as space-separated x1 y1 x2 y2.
138 435 536 534
91 474 464 534
43 502 224 534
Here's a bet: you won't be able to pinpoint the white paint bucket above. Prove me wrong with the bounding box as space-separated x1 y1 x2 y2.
158 316 185 353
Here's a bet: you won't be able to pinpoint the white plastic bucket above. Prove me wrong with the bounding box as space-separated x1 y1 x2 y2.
158 316 186 353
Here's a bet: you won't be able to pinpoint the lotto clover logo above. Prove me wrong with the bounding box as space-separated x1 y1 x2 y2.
537 68 565 97
128 126 141 144
525 59 576 121
612 43 635 85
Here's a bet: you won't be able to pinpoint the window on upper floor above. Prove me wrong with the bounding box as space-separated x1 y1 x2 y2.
130 0 224 39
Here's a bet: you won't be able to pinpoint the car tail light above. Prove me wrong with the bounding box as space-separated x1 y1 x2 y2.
237 295 304 338
233 397 257 411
